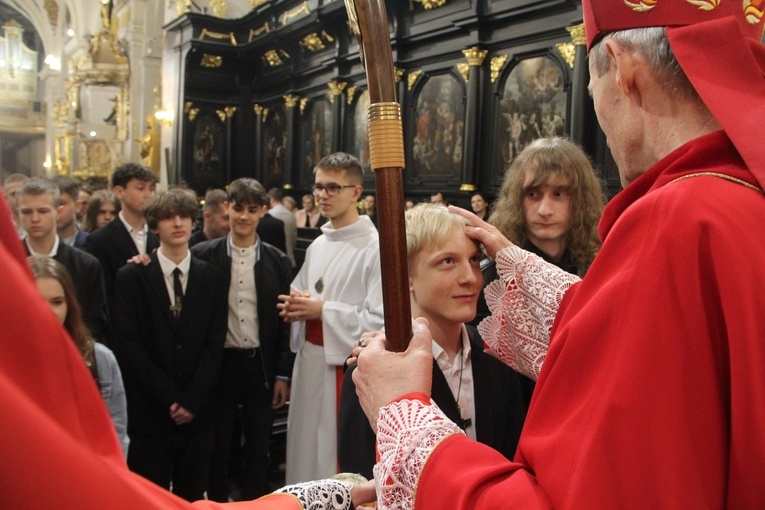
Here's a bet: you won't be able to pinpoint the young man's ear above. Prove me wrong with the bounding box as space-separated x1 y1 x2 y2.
112 185 124 199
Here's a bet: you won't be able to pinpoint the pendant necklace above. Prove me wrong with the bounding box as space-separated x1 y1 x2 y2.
314 244 344 294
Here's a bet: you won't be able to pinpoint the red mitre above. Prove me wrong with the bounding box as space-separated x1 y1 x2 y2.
582 0 765 190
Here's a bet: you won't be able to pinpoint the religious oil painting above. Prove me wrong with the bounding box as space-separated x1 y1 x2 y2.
190 111 226 193
410 73 465 181
496 56 567 168
350 89 371 175
263 106 287 188
301 98 332 185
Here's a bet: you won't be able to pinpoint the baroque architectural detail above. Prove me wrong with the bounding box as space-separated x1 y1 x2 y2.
410 0 447 9
346 86 357 105
282 2 310 25
327 81 347 103
394 67 405 83
176 0 191 16
249 23 270 42
463 47 488 66
556 43 576 68
263 49 287 67
209 0 229 18
187 108 199 121
299 97 308 114
200 54 223 68
456 63 470 83
253 104 264 116
250 0 269 8
199 29 237 45
284 94 300 108
490 55 508 84
300 33 325 53
216 110 226 122
43 0 59 28
224 106 237 117
407 70 422 91
566 23 586 46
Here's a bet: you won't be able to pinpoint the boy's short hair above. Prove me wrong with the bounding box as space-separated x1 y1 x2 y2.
405 203 468 267
314 152 364 185
143 188 198 231
3 173 29 187
227 178 267 207
51 176 79 201
267 187 284 202
18 178 60 204
203 189 228 213
111 163 157 189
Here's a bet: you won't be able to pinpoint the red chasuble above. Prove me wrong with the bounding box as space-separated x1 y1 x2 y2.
415 131 765 508
0 194 302 509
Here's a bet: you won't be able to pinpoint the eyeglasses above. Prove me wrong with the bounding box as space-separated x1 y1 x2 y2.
312 184 356 197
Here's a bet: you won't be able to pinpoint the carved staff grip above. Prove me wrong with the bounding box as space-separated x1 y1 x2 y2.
345 0 412 352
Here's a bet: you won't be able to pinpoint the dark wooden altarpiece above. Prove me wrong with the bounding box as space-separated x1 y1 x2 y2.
164 0 622 205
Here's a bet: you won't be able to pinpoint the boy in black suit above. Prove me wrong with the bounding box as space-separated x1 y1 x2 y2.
338 204 527 478
113 188 227 501
192 178 294 501
85 163 158 312
18 178 109 343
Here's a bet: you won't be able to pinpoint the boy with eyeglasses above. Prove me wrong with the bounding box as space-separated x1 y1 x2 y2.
278 152 384 484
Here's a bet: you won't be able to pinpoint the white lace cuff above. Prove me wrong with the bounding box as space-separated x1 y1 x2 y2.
273 479 353 509
374 398 465 509
478 245 580 380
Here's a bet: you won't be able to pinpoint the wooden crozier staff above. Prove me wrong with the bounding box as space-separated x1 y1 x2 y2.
344 0 412 352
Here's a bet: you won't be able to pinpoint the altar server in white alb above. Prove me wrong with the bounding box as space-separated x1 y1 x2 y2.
278 152 384 484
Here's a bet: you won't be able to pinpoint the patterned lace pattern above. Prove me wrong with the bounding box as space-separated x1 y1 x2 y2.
478 246 580 380
374 398 465 509
273 479 353 509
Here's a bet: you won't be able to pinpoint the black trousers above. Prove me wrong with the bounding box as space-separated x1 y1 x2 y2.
127 427 214 502
207 349 274 501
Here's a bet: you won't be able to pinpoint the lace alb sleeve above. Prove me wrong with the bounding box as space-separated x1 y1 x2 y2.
478 246 580 380
374 398 465 510
272 478 353 509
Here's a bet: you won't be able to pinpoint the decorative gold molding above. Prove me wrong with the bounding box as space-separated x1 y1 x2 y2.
187 108 199 121
394 67 405 83
282 1 310 25
346 86 357 105
224 106 237 118
556 43 576 69
199 29 237 45
410 0 447 9
566 23 586 46
184 101 194 113
456 63 470 83
327 81 347 103
201 54 223 68
300 33 325 53
263 49 290 67
253 104 264 116
249 23 270 42
284 94 300 108
209 0 228 18
322 31 335 43
299 97 308 115
407 70 422 91
43 0 58 28
250 0 269 8
216 110 226 122
490 55 508 84
460 183 476 192
262 108 269 121
463 47 488 66
176 0 191 15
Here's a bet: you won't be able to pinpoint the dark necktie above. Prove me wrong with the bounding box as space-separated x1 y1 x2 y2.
305 214 310 228
172 267 183 319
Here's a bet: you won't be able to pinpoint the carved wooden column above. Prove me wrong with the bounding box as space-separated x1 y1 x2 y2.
328 81 347 152
565 24 594 150
253 104 265 179
284 94 300 188
460 47 488 192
